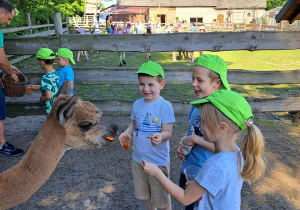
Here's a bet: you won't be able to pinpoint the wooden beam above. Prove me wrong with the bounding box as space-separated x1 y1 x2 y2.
4 31 300 54
1 24 54 34
23 69 300 85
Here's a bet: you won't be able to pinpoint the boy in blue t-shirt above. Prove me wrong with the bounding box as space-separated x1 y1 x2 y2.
119 61 175 210
29 48 59 114
177 54 231 209
56 48 75 95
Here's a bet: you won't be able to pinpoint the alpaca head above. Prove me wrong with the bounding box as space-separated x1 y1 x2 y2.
50 95 118 149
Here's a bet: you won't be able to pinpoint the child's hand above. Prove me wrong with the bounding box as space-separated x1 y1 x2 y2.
118 132 131 147
150 133 163 146
140 159 160 177
28 84 40 91
182 136 195 146
177 142 186 161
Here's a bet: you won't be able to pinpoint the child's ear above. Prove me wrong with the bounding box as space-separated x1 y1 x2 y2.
214 78 222 89
159 80 166 90
219 122 228 133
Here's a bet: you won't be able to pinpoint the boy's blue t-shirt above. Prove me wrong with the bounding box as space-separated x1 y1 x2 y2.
195 145 244 210
131 97 175 166
180 105 213 173
57 65 74 95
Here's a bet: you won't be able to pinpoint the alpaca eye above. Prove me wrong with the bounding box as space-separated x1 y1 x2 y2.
79 122 93 132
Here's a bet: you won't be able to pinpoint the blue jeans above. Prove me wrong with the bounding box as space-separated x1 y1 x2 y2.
107 28 113 34
0 83 7 120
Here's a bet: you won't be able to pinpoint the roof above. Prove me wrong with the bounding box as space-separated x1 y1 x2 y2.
116 0 266 8
109 7 149 14
275 0 300 24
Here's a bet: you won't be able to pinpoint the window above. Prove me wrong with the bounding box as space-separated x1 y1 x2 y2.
190 17 203 23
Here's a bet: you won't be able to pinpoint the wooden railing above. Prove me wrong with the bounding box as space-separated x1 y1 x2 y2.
3 16 300 121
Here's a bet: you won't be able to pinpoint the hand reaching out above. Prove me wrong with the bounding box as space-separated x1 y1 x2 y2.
140 159 160 177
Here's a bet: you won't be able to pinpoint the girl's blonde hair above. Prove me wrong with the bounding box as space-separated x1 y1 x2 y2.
201 103 266 182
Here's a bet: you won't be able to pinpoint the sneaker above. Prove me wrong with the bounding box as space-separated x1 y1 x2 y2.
0 142 24 157
126 52 133 56
118 63 123 67
122 60 127 65
86 58 91 62
77 60 81 63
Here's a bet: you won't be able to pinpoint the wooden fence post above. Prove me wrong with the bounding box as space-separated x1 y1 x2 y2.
47 19 50 31
66 16 69 33
27 13 32 34
53 13 63 36
294 89 300 123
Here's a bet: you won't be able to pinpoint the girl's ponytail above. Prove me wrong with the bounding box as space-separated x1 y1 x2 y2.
240 124 266 182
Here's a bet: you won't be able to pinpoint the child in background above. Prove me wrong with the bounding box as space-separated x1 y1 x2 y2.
189 24 205 63
126 23 133 56
113 23 118 34
56 48 75 95
177 20 182 32
146 25 152 59
75 27 90 63
29 48 59 114
122 21 127 34
142 89 266 210
116 26 126 67
119 61 175 210
177 54 231 209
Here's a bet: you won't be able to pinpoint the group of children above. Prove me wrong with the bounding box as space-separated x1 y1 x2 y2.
28 48 74 114
119 55 266 210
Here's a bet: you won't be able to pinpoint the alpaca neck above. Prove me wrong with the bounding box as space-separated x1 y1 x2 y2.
0 119 67 209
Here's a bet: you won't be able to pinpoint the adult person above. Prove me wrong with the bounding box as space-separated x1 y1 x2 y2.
0 0 24 156
106 14 113 34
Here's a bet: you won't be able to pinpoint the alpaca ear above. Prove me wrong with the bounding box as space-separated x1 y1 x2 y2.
56 95 79 126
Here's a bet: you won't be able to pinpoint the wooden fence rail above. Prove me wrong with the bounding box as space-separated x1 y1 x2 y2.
4 31 300 55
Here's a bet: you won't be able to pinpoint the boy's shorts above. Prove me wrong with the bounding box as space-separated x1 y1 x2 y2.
0 85 7 120
131 159 171 209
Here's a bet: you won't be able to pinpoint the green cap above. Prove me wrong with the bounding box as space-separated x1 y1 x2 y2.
194 54 230 90
134 61 165 79
117 26 122 30
35 48 55 60
56 48 75 64
190 90 253 130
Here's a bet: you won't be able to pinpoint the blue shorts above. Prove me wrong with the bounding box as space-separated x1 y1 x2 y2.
0 85 7 120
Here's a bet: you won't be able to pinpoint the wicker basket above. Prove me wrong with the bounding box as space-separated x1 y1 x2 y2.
2 73 27 97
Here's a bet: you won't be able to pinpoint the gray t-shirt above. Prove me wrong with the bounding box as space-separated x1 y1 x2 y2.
195 145 244 210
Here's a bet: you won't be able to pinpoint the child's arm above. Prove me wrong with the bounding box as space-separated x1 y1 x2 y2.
150 123 173 146
182 135 215 152
28 84 41 91
141 160 206 206
40 90 51 102
118 120 135 147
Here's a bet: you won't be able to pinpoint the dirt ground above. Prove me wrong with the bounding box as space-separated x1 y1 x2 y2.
0 112 299 210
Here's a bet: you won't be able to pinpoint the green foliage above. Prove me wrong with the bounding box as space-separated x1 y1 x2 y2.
6 0 85 28
266 0 287 10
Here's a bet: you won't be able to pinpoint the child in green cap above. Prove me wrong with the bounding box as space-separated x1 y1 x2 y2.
176 54 231 209
29 48 59 114
56 48 75 95
119 61 175 210
142 89 266 210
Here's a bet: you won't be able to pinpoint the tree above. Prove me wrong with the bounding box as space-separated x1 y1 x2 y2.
266 0 287 10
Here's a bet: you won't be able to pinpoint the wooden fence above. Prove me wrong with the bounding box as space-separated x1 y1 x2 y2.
2 15 300 122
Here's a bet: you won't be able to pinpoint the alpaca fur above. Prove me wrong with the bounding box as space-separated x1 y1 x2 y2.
0 95 118 209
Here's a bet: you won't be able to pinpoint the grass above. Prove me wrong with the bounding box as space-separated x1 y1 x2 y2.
256 119 278 128
15 49 300 101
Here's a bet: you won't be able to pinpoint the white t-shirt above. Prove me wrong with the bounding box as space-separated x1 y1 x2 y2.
131 97 175 166
195 145 244 210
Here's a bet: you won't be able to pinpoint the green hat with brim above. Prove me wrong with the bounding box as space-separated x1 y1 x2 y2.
190 90 253 130
35 48 55 60
194 54 230 90
134 61 165 79
56 48 75 64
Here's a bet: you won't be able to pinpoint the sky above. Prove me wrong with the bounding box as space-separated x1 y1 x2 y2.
102 0 116 8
